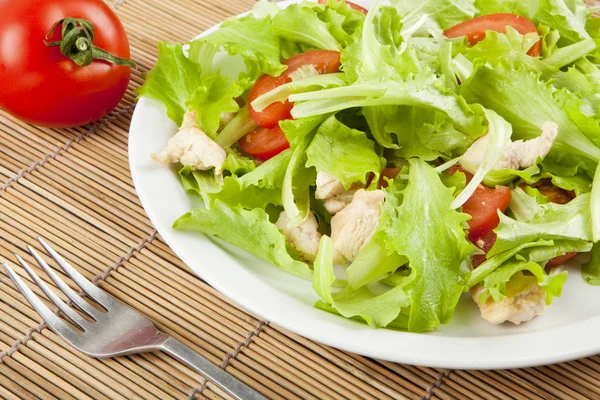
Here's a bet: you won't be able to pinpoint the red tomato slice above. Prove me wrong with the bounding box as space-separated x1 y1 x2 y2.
462 185 512 242
248 50 341 128
378 167 402 188
546 252 579 267
317 0 369 15
239 125 290 161
445 13 541 57
472 231 497 268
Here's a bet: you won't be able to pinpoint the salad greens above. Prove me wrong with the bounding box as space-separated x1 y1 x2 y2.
141 0 600 332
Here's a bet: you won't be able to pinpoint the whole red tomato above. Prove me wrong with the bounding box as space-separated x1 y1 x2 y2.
0 0 133 128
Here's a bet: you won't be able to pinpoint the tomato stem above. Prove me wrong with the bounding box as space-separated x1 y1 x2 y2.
44 17 136 68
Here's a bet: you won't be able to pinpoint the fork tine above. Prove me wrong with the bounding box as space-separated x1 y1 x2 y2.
38 238 114 309
28 245 103 320
2 262 77 339
15 255 88 331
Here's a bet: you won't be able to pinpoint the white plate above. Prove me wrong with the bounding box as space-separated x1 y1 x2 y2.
129 0 600 369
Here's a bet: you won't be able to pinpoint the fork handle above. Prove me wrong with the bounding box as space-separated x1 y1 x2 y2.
160 337 266 400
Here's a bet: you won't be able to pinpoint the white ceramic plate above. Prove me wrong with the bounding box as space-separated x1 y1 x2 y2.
129 0 600 369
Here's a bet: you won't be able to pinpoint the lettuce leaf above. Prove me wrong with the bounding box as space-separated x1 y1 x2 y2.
271 5 341 51
478 260 567 304
512 0 591 43
137 42 205 126
583 243 600 285
174 201 312 280
311 236 412 328
392 0 477 37
593 162 600 242
305 115 383 189
200 14 286 80
186 74 244 137
490 189 595 257
378 159 473 331
459 62 600 172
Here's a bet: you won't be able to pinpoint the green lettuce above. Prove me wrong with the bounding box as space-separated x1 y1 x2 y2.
490 189 595 257
312 235 412 328
392 0 478 37
378 159 473 331
271 5 342 51
477 260 567 304
137 42 205 126
200 14 286 80
593 163 600 241
305 115 383 189
583 243 600 285
459 62 600 172
174 201 312 280
511 0 591 44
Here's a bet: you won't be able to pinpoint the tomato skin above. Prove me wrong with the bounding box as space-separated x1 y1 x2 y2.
463 184 512 241
472 231 497 268
445 13 541 57
239 125 290 161
0 0 132 128
248 50 341 128
546 252 579 268
317 0 369 15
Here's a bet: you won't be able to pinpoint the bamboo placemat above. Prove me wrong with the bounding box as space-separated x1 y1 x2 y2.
1 0 599 399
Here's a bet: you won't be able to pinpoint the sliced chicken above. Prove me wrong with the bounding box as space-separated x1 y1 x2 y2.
471 274 546 325
276 211 322 263
152 111 227 173
315 171 357 215
331 189 385 265
461 121 559 172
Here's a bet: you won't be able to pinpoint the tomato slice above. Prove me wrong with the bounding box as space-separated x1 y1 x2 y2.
248 50 341 128
518 179 575 205
238 125 290 161
462 185 512 242
445 13 541 57
472 231 497 268
546 252 579 267
317 0 369 15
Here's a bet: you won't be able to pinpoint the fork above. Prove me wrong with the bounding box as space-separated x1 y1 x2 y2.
2 238 266 400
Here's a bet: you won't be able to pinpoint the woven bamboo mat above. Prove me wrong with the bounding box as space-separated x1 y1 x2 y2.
1 0 599 399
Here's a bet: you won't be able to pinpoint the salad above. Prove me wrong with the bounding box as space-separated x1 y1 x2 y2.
139 0 600 332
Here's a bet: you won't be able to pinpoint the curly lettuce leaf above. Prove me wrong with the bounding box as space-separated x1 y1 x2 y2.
490 189 595 257
311 236 412 328
392 0 477 37
478 260 567 304
137 42 205 126
583 243 600 285
593 162 600 242
186 74 244 137
378 159 473 332
512 0 591 44
459 63 600 172
200 14 286 80
174 201 312 280
306 115 383 189
271 4 341 51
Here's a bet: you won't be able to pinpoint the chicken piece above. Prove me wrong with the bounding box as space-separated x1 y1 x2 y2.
331 189 385 265
152 111 227 173
315 171 357 215
471 273 546 325
461 121 559 172
276 211 322 263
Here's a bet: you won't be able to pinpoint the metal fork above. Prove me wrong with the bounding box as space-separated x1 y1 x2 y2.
2 238 266 400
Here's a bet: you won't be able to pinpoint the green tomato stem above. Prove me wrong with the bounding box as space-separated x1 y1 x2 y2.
44 17 136 68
